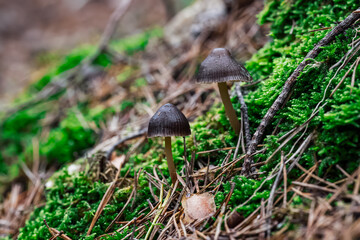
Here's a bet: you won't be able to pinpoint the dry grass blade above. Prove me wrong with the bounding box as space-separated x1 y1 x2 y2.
291 181 337 193
86 181 117 236
294 162 339 189
266 154 284 238
329 58 358 97
197 147 236 155
87 158 125 236
350 56 360 93
144 184 168 240
336 164 355 181
119 225 146 240
327 166 360 205
282 156 287 208
105 188 135 232
44 219 72 240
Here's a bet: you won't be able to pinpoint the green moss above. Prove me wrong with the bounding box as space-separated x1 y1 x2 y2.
0 28 162 179
0 236 12 240
215 176 270 216
110 28 163 55
18 164 152 240
135 77 147 87
212 0 360 216
39 109 96 164
242 0 360 177
29 46 103 93
316 84 360 174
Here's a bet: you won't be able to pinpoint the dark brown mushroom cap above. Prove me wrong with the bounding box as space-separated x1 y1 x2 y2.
195 48 252 84
147 103 191 138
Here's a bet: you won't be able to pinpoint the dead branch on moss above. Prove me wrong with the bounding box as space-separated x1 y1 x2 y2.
242 8 360 175
105 128 147 160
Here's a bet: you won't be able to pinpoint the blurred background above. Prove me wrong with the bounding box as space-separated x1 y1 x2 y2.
0 0 192 108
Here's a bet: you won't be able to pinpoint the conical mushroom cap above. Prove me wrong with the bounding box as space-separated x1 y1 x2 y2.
195 48 252 84
147 103 191 138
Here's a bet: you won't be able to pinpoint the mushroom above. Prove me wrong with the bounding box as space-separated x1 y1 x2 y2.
195 48 252 134
147 103 191 184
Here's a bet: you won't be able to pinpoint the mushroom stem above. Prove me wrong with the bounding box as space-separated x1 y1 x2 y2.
164 136 177 184
217 82 241 134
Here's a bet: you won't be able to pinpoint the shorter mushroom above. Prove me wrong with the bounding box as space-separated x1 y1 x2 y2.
147 103 191 185
195 48 252 134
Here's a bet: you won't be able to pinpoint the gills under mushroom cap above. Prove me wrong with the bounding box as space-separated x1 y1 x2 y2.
195 48 252 84
147 103 191 138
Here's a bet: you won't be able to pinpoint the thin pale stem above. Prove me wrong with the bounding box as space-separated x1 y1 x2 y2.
183 136 192 190
165 137 177 185
218 82 241 135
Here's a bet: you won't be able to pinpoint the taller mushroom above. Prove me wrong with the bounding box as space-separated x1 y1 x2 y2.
195 48 252 134
147 103 191 185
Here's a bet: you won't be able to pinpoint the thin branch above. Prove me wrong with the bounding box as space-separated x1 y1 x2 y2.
266 155 284 238
97 0 134 53
87 158 125 236
105 188 136 232
106 129 147 160
86 182 116 236
235 83 251 149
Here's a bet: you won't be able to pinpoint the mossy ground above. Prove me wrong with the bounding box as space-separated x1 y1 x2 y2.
0 29 162 182
1 0 360 239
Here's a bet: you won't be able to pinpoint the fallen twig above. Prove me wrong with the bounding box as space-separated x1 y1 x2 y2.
87 158 125 236
106 188 136 232
44 219 72 240
106 129 147 160
90 0 134 61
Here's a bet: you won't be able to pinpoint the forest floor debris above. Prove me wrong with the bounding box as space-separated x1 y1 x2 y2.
1 0 360 239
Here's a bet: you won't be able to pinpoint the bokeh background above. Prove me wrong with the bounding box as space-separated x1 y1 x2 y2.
0 0 192 108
